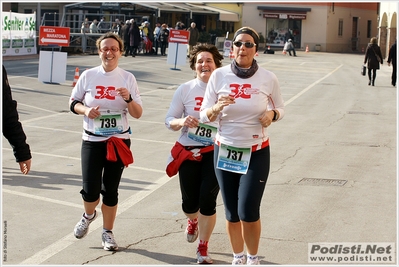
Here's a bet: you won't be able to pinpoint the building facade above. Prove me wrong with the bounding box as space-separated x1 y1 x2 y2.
378 2 397 58
242 2 384 53
2 2 396 54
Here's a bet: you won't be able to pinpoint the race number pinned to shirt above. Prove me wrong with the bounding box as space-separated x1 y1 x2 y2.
187 122 217 146
216 143 251 174
93 113 123 136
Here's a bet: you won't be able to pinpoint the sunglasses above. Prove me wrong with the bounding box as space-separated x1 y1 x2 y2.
233 41 256 48
100 47 120 53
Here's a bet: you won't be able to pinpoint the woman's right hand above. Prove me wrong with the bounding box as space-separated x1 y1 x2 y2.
183 115 198 128
215 94 235 112
85 106 100 119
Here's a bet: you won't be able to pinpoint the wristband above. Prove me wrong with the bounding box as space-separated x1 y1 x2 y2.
125 94 133 103
272 110 278 121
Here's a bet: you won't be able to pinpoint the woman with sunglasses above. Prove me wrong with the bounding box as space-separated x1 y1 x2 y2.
69 32 143 251
165 44 223 264
200 27 285 265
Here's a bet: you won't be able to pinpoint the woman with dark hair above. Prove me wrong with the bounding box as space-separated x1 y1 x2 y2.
165 44 223 264
364 37 383 86
69 32 143 251
200 27 285 265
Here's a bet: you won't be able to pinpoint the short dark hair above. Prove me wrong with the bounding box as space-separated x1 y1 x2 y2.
189 43 224 70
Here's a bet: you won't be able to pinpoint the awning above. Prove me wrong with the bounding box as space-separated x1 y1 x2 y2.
134 2 240 21
187 3 240 22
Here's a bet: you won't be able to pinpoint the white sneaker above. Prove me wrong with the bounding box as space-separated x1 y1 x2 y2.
185 219 198 243
247 256 260 265
197 244 213 264
102 230 118 251
232 255 246 265
74 210 98 239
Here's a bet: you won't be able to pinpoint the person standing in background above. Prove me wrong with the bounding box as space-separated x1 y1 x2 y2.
2 65 32 175
153 22 161 55
364 37 383 86
159 23 169 56
90 19 99 33
387 39 396 87
187 22 199 57
129 20 141 56
122 20 131 57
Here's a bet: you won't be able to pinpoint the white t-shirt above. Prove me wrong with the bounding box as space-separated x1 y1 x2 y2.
200 64 285 148
165 78 218 146
70 65 142 141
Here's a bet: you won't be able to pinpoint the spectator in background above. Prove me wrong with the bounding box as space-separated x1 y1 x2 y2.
283 39 296 56
153 22 161 55
140 21 153 54
159 23 169 56
175 21 185 30
364 37 383 86
90 19 99 33
2 65 32 175
387 39 397 87
187 22 199 57
97 17 108 33
122 20 131 57
129 21 141 56
81 20 90 33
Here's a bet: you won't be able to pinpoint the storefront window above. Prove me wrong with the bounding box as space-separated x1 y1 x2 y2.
266 18 288 47
266 18 302 48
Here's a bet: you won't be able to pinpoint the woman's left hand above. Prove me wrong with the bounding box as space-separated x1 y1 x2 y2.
259 110 273 127
116 87 130 101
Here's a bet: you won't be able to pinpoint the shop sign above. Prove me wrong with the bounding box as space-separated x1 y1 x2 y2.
263 13 307 20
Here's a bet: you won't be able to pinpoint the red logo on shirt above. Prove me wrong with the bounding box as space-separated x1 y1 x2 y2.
95 86 118 100
194 96 203 111
229 83 259 99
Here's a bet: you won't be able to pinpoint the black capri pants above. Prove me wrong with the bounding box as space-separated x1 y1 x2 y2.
80 139 130 207
214 144 270 222
178 150 219 216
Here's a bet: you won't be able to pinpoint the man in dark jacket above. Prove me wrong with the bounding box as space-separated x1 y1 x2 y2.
2 65 32 174
187 22 199 57
387 40 397 87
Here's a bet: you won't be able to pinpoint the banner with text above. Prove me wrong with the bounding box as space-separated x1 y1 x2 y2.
2 11 37 56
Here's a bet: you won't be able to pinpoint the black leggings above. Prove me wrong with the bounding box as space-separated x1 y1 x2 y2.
214 145 270 222
80 139 130 207
178 151 219 216
368 68 377 82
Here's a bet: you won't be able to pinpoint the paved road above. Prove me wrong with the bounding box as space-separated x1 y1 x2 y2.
2 49 396 266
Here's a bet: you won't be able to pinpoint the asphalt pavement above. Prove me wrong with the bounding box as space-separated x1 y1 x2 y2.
2 48 397 266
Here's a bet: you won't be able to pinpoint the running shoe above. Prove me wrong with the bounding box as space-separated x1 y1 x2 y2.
232 255 246 265
185 219 198 243
247 256 260 265
102 230 118 251
74 210 98 239
196 244 213 264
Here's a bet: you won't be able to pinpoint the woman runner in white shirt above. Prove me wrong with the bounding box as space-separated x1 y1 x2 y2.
165 44 223 264
200 27 285 265
69 32 143 251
